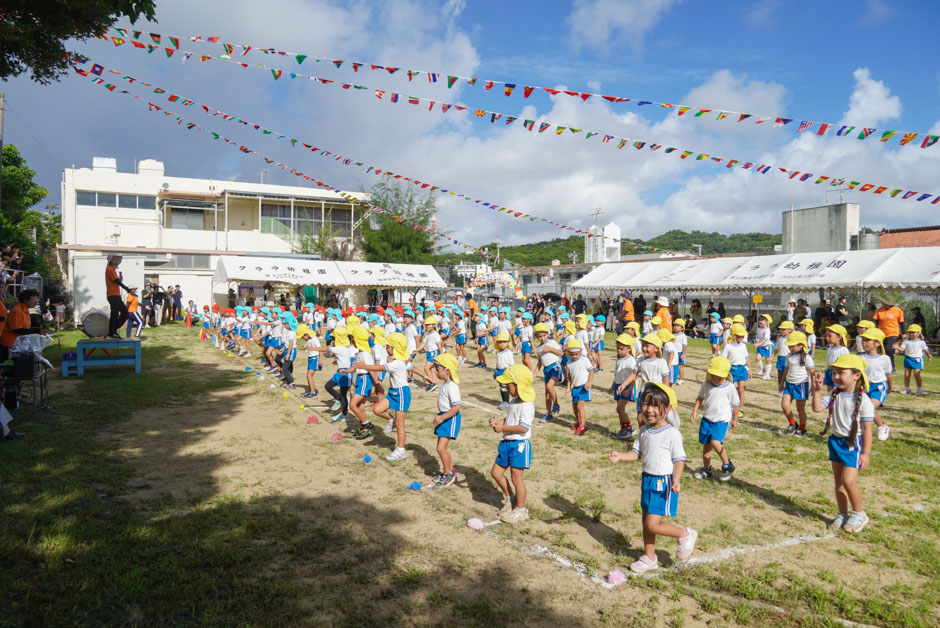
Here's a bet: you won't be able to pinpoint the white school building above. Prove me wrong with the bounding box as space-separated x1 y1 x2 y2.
58 157 367 316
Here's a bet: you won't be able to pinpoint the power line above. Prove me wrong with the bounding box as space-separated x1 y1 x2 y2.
5 101 59 167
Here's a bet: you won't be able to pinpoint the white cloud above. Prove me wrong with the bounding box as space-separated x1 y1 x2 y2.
566 0 681 54
842 67 901 126
744 0 783 27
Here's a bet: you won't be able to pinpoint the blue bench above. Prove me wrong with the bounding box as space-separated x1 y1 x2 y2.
61 338 142 377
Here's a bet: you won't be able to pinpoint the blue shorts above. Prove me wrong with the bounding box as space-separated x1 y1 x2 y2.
330 371 351 388
730 365 749 382
678 356 686 365
435 410 461 439
698 418 730 444
596 340 605 351
571 385 591 404
828 434 864 468
709 333 719 345
672 365 680 383
757 345 772 358
783 381 809 400
641 473 678 517
387 386 411 412
868 381 887 404
477 336 488 347
202 321 210 329
307 356 321 372
776 356 787 371
354 374 374 397
823 369 834 387
521 341 533 355
426 350 440 362
513 328 521 337
325 331 332 342
614 384 636 402
240 329 250 339
543 363 563 381
495 439 532 469
456 334 467 345
904 356 924 370
494 368 506 378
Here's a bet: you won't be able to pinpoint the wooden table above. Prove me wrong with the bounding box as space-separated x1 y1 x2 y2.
63 338 142 377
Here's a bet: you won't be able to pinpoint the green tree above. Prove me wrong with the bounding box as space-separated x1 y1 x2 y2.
1 145 48 223
0 0 157 84
360 181 436 264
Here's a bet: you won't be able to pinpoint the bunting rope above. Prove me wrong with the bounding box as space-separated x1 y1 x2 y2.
73 68 566 277
84 48 940 208
102 28 939 151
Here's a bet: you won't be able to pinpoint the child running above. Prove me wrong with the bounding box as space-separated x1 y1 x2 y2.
690 356 739 481
608 383 697 573
431 354 462 488
611 333 638 440
811 354 874 532
897 324 931 395
345 327 378 439
534 322 563 423
780 330 814 436
416 315 442 392
859 328 892 441
565 339 594 435
721 323 751 413
490 364 536 524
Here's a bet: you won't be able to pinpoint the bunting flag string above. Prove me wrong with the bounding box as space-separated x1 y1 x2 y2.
101 28 939 151
80 51 937 210
73 69 571 276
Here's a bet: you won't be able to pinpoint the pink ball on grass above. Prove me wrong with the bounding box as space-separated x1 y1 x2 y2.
269 383 276 389
466 518 485 531
258 375 266 380
607 569 627 585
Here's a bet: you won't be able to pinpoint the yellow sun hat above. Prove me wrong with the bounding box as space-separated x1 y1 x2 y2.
345 315 360 327
860 327 885 353
566 339 584 352
641 332 663 348
826 323 849 347
533 322 550 334
856 319 874 329
732 314 746 324
424 315 439 326
615 333 635 347
433 353 459 384
730 323 747 338
786 330 807 347
643 381 678 409
657 328 675 343
370 325 388 346
706 355 732 379
673 318 686 327
295 324 313 339
651 316 662 326
496 364 536 402
386 332 409 361
778 320 795 330
800 319 815 333
495 331 511 343
625 321 641 332
908 324 922 334
351 325 371 351
830 354 869 391
563 320 576 335
761 314 773 323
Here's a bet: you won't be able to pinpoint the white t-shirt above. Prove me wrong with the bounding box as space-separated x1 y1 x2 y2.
304 336 321 357
497 318 512 335
575 329 590 347
496 349 515 370
456 319 467 335
423 330 441 353
385 360 410 389
861 352 892 384
755 326 771 347
709 321 723 338
330 346 352 370
384 321 397 336
373 344 388 367
403 323 418 353
721 342 748 367
502 400 534 441
697 380 740 423
899 339 928 359
828 391 875 438
613 355 638 385
633 337 643 356
855 335 865 354
674 332 688 357
519 325 533 342
355 350 374 375
785 352 814 384
825 345 849 367
663 341 678 367
592 326 605 342
437 380 462 414
637 356 669 388
776 336 791 358
566 356 594 387
538 339 561 367
632 424 687 477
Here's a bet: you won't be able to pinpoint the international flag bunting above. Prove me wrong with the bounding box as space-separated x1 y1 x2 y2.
523 86 534 98
677 106 690 116
889 189 902 197
484 81 494 91
737 114 751 123
617 139 627 149
165 48 175 58
788 171 801 180
91 63 104 76
859 184 875 192
880 130 898 142
933 197 940 205
922 135 939 149
902 191 917 199
491 113 502 123
505 116 517 125
351 62 362 71
836 125 855 136
694 109 712 117
150 33 161 44
223 44 234 55
504 83 516 97
408 96 420 104
390 93 399 103
602 135 613 143
168 94 180 102
428 73 438 82
757 165 771 173
447 76 457 88
797 120 813 133
918 193 933 201
899 132 918 146
848 182 860 189
538 122 550 133
774 118 792 127
638 101 652 106
816 123 830 135
726 160 740 168
112 37 125 46
858 128 875 139
523 119 534 131
716 112 727 121
815 176 829 184
333 60 343 68
296 55 307 64
680 151 693 159
873 186 888 194
695 153 708 160
169 36 179 49
474 109 486 117
555 126 566 135
271 69 282 80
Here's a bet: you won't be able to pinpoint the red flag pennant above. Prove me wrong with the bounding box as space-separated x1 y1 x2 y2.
523 86 534 98
484 80 494 91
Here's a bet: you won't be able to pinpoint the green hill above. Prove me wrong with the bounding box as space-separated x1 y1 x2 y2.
433 230 781 268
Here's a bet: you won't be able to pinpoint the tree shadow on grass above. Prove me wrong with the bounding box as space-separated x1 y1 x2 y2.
725 476 830 523
456 463 502 510
542 494 634 558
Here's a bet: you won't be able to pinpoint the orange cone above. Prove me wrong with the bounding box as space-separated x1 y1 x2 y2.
185 312 192 327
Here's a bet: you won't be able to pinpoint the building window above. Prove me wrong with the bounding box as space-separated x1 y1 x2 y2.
96 193 116 207
76 191 96 206
170 209 206 230
163 254 211 269
138 196 156 209
118 194 138 209
76 191 157 209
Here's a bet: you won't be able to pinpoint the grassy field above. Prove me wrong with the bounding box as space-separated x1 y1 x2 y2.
1 325 937 626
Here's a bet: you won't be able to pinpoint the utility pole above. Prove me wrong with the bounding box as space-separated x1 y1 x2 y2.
590 207 603 228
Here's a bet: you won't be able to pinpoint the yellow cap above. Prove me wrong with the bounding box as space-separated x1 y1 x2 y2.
370 326 387 346
386 332 409 361
830 354 869 391
564 320 576 335
625 321 641 332
333 326 350 347
856 320 874 329
496 364 536 402
642 382 677 410
826 324 849 347
706 355 731 379
641 333 663 348
651 316 662 326
495 331 510 343
800 318 814 326
778 320 795 330
345 315 360 327
800 319 815 333
908 324 922 333
657 328 675 342
352 325 371 351
786 330 807 347
424 315 439 326
673 319 686 327
761 314 773 323
533 322 549 333
433 353 459 384
615 333 634 348
730 323 747 338
860 327 885 353
732 314 745 324
566 339 584 352
721 317 732 324
296 324 313 339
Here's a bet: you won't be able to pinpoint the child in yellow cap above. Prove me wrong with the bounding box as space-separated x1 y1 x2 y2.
823 324 850 392
658 329 678 387
565 339 594 436
609 382 696 573
432 353 462 487
492 331 516 410
298 325 321 399
690 356 739 481
853 320 874 354
415 316 442 392
491 365 536 523
780 330 814 436
859 328 892 441
754 314 774 379
672 319 688 385
635 333 670 428
897 324 931 395
534 322 564 422
811 354 875 532
774 321 795 389
343 326 378 439
308 327 353 422
721 323 751 413
611 333 638 440
353 332 412 461
799 318 817 358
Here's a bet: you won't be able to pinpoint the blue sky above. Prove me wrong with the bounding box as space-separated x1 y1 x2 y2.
5 0 940 249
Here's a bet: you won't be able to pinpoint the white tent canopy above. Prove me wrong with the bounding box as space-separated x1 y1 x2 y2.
573 247 940 292
212 256 446 289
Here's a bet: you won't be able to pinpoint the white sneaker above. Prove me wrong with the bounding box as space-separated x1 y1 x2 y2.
500 507 529 523
499 494 514 516
677 528 698 559
877 424 890 441
384 419 395 434
843 511 869 533
385 447 407 461
676 379 684 386
629 555 658 574
900 388 910 395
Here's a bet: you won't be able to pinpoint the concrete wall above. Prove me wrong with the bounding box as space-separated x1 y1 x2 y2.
781 203 860 253
72 254 146 318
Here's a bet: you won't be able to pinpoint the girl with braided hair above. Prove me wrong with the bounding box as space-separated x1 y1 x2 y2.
811 354 874 533
780 331 814 436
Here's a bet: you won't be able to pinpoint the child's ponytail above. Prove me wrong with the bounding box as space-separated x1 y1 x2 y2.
820 390 838 436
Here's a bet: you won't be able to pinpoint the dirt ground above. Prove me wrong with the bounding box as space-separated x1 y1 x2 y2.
98 330 938 626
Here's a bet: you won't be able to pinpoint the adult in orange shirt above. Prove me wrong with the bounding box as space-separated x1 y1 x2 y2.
106 254 132 339
125 287 143 339
620 291 635 324
1 289 40 353
653 296 673 329
873 297 904 372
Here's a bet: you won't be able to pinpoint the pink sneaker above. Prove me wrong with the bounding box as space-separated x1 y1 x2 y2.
629 554 658 574
677 528 698 559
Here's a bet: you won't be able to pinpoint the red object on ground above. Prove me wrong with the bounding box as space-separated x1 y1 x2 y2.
307 415 319 424
185 312 192 327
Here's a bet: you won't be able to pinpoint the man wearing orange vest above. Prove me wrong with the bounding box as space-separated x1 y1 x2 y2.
653 296 672 329
106 254 133 339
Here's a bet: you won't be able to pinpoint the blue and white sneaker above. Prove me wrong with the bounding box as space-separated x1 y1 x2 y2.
552 403 560 414
498 401 511 410
539 413 553 423
331 412 347 423
331 401 341 412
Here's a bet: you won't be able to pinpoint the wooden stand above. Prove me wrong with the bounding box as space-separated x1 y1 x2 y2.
62 338 142 377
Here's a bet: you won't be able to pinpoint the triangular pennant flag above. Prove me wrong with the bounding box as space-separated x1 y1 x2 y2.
880 130 898 142
737 113 752 123
271 69 282 80
921 135 939 149
504 83 516 97
296 54 307 64
899 132 918 146
447 75 457 88
694 108 712 117
677 106 690 116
